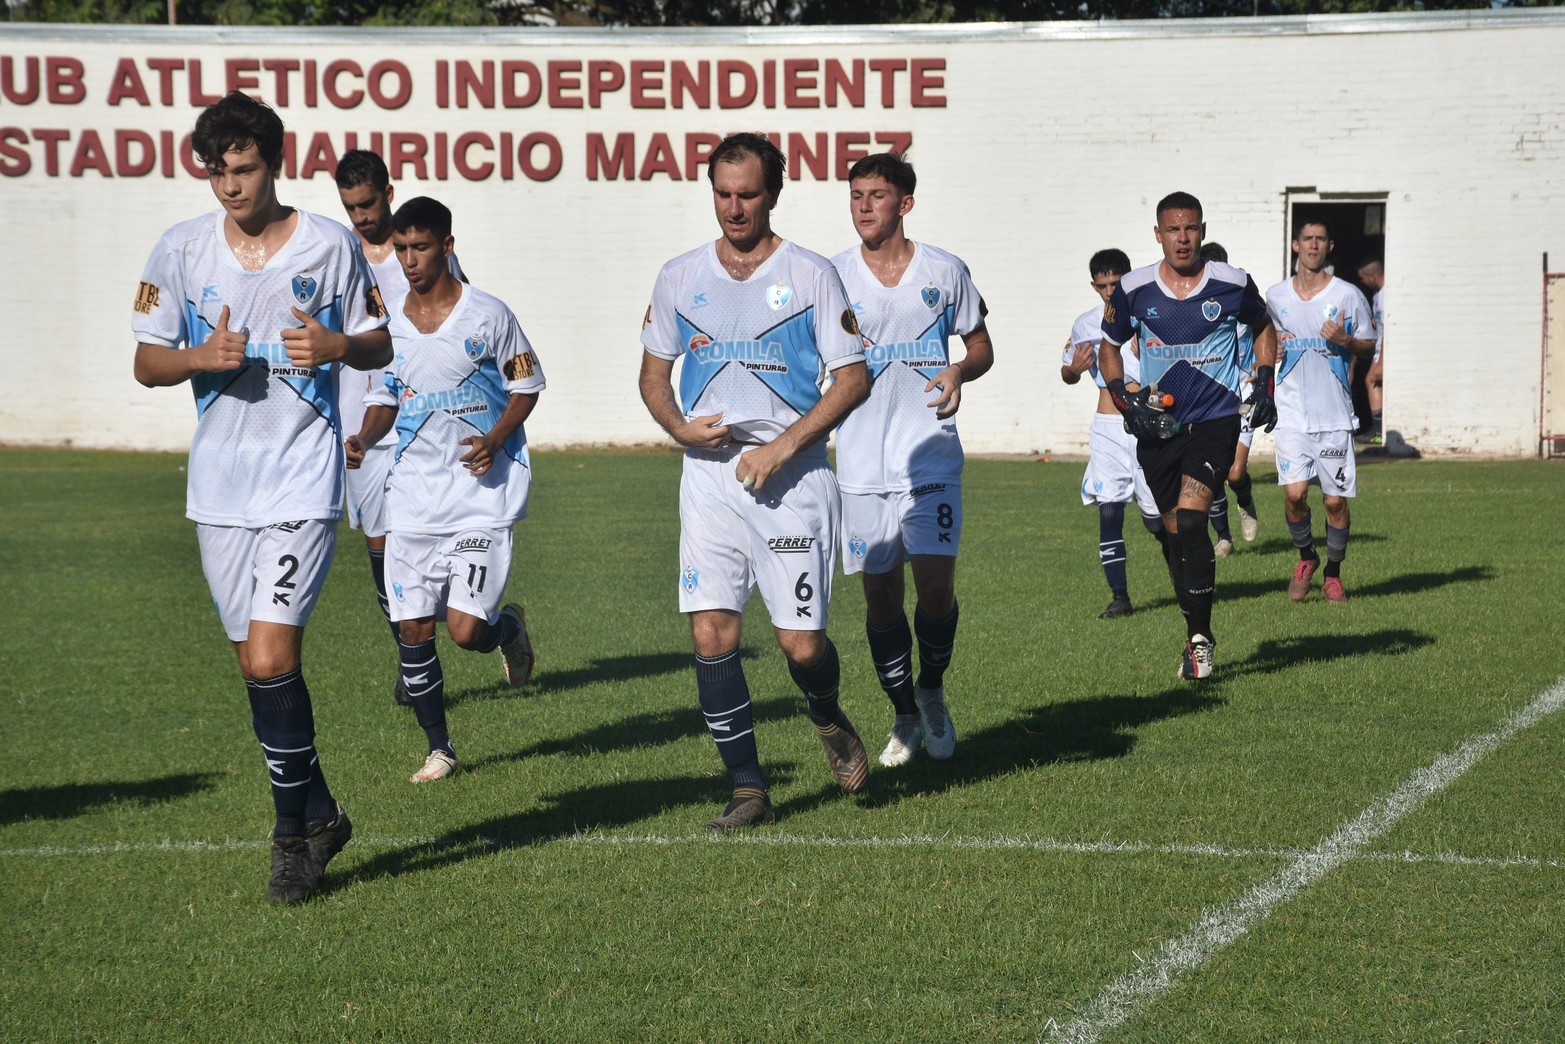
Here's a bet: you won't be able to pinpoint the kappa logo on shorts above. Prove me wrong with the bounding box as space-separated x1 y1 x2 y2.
291 273 317 305
1201 299 1222 322
848 536 867 560
681 567 699 594
767 536 814 554
464 336 487 361
920 285 941 310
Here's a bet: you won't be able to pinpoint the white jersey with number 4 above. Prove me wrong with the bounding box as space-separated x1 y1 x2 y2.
1265 276 1374 434
368 283 546 534
832 242 985 493
132 209 387 527
641 241 864 459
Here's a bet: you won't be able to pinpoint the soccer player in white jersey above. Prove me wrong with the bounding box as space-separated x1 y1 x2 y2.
639 133 871 830
333 149 468 708
831 152 994 767
1356 255 1386 443
347 197 542 783
131 92 390 905
1062 248 1170 621
1267 220 1378 603
1199 242 1262 551
1098 192 1279 680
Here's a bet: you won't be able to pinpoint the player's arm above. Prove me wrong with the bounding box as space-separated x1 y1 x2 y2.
1061 340 1094 386
346 403 398 469
459 393 538 477
133 304 247 388
638 351 731 450
1320 317 1376 361
1245 317 1280 432
281 308 392 370
925 325 994 420
737 359 870 493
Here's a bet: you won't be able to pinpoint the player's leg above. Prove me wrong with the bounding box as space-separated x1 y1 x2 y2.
909 551 959 760
1086 415 1140 618
1276 428 1322 601
346 450 405 704
1170 417 1238 680
681 454 772 829
1317 434 1357 602
1367 355 1384 442
1230 428 1260 542
442 528 530 683
384 531 459 781
754 458 866 794
845 492 921 765
1208 482 1234 557
1136 437 1186 618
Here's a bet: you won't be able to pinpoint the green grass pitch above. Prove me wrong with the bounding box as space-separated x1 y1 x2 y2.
1 447 1561 1041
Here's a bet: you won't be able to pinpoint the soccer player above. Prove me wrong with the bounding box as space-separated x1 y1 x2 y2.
639 132 871 830
1199 241 1262 551
334 149 467 707
831 152 994 766
1098 192 1278 680
346 197 543 783
1355 255 1386 443
1267 221 1377 602
1061 248 1167 620
131 92 390 904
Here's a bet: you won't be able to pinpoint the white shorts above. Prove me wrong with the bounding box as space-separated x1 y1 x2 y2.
1274 428 1357 497
1237 409 1256 449
197 519 337 642
1081 413 1160 518
842 484 962 575
384 527 514 623
678 446 838 632
344 442 393 537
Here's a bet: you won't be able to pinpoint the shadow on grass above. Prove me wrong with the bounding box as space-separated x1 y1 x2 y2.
0 773 219 826
464 693 800 767
444 649 759 708
1222 627 1435 680
337 764 802 889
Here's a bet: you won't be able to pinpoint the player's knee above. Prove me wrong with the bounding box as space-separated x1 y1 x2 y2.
776 628 827 668
1175 507 1209 542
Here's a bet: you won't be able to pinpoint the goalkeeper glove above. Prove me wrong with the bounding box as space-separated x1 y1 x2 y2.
1246 365 1278 433
1108 378 1156 440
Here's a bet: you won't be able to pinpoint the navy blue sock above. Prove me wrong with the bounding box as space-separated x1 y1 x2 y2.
246 669 325 837
695 649 765 792
790 639 850 730
470 608 518 655
1209 491 1232 541
865 614 918 716
367 548 399 643
1159 529 1188 616
1176 507 1216 641
1098 501 1128 596
913 601 959 690
1231 472 1255 514
400 639 451 756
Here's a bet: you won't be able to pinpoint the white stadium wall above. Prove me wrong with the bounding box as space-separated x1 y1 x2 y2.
2 12 1563 458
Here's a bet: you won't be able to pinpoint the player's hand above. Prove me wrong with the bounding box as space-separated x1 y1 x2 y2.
1069 343 1095 376
735 443 789 494
1320 315 1348 349
281 306 348 368
458 434 500 476
195 305 247 372
1245 365 1278 433
925 365 964 419
1107 378 1156 439
345 434 366 470
673 412 731 450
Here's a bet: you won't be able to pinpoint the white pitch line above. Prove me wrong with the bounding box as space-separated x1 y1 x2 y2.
1 830 1559 871
1042 677 1565 1044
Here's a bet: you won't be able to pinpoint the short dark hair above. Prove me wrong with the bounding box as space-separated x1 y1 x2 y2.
1089 249 1131 277
1156 191 1203 221
1356 255 1384 273
1199 242 1229 263
335 149 389 191
847 152 916 195
192 91 284 174
1293 218 1332 241
708 132 786 199
392 196 452 242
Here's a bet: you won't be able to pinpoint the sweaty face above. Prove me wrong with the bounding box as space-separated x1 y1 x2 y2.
849 175 911 248
1090 271 1123 305
338 182 393 244
1293 224 1332 273
1154 208 1205 275
392 227 453 295
206 144 277 226
711 156 775 251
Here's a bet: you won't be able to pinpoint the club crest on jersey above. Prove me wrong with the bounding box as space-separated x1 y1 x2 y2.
1324 303 1341 321
921 285 941 310
464 335 487 361
681 567 699 594
766 281 792 311
291 274 317 305
1201 299 1221 322
848 535 867 560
